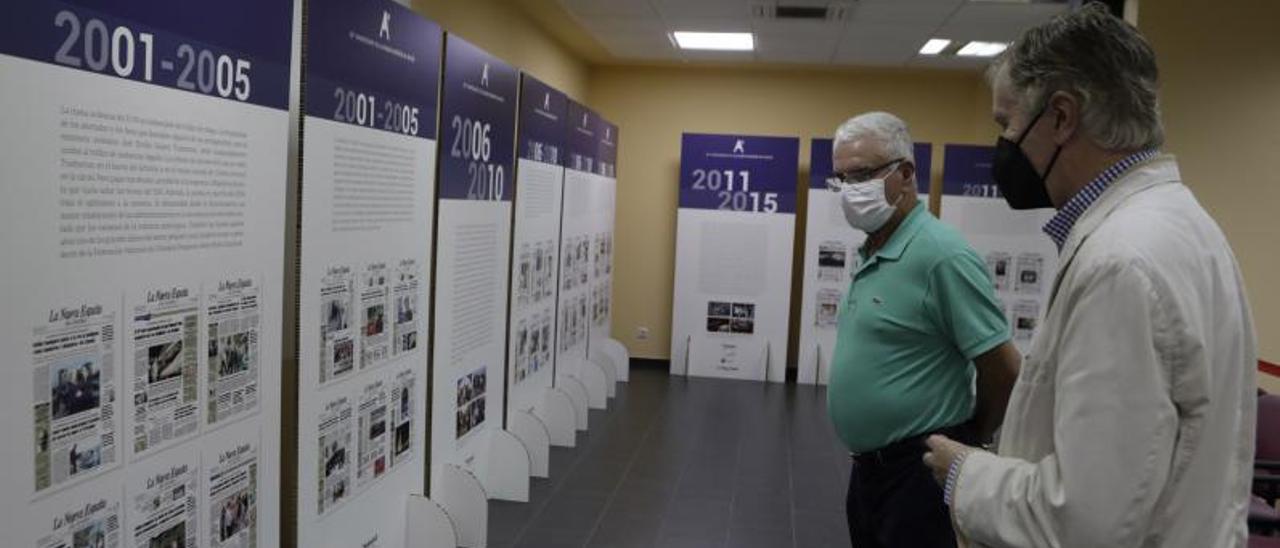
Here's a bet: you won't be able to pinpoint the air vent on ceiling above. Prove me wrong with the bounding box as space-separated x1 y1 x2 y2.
751 3 851 22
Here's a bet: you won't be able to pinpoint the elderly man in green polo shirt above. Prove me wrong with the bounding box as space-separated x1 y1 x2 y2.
825 111 1022 547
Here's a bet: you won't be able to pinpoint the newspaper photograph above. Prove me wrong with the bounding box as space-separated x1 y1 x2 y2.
130 461 197 548
815 288 842 329
533 240 551 303
1012 299 1041 342
360 262 391 370
513 320 529 384
388 369 416 468
131 285 200 456
33 301 117 493
206 277 260 427
207 442 257 548
538 312 552 373
36 496 121 548
319 266 355 384
355 380 389 491
817 241 847 283
455 367 487 440
516 243 532 307
317 396 353 516
392 259 420 356
577 237 589 286
986 251 1012 292
1014 252 1044 295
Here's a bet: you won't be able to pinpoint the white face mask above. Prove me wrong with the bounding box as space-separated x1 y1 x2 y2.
830 175 905 233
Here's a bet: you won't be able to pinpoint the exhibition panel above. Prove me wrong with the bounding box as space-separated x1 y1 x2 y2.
0 1 291 546
506 74 568 474
295 0 441 546
588 118 619 354
670 133 799 383
796 140 932 385
940 144 1057 354
429 34 524 503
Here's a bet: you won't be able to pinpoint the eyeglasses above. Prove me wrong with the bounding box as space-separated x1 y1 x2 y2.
826 158 905 187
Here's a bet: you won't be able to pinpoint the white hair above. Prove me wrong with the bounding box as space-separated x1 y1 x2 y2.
833 111 915 166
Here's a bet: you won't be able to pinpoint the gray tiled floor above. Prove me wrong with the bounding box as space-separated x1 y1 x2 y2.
487 365 852 548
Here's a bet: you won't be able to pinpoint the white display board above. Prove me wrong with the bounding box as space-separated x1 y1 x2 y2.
670 134 799 383
556 101 608 388
505 75 565 439
796 140 932 385
588 120 619 354
429 35 519 498
940 144 1057 354
296 2 442 547
0 1 290 546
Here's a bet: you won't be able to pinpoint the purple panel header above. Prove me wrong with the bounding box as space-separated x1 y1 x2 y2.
1 0 292 110
679 133 799 214
942 144 1000 198
517 74 566 166
438 35 518 201
566 99 599 174
597 118 618 179
304 0 442 138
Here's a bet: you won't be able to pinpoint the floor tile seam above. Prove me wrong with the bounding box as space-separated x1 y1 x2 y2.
581 383 671 547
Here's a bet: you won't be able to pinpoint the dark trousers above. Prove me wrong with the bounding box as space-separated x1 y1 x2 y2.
846 425 977 548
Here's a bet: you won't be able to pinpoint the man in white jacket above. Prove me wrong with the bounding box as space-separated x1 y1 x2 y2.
921 4 1258 547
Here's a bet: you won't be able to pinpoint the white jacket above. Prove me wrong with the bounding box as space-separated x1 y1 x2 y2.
951 155 1258 548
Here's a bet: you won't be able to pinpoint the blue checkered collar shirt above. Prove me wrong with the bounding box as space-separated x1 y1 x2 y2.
1042 149 1161 251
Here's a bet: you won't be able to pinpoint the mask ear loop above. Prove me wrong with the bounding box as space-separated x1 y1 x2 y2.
1018 101 1064 184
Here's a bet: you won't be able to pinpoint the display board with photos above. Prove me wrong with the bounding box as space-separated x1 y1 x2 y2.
506 74 567 427
587 118 619 350
797 139 933 384
940 144 1058 354
429 34 518 491
296 0 442 546
555 100 608 384
0 1 291 546
670 133 799 383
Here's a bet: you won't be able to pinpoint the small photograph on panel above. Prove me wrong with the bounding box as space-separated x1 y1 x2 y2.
331 340 354 378
730 318 755 334
73 519 108 548
1014 253 1044 294
514 322 529 383
817 241 848 283
532 243 545 303
363 303 385 339
320 437 349 512
517 243 532 307
147 340 184 385
815 289 842 328
51 356 102 420
149 521 186 548
732 303 755 320
986 252 1012 291
707 301 732 317
324 298 350 334
540 314 552 363
1013 300 1040 342
706 317 732 333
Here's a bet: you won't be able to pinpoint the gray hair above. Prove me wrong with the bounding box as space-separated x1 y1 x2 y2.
833 111 915 166
987 3 1164 151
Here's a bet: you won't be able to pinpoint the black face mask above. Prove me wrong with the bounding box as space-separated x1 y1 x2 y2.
992 104 1062 210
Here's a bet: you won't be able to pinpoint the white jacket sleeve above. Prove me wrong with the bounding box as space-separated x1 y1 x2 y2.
951 258 1180 548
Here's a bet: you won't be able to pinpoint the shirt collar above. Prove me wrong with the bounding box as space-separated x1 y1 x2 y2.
1042 149 1160 250
860 201 928 264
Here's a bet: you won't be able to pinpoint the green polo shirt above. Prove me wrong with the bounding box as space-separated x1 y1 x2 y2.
827 202 1009 453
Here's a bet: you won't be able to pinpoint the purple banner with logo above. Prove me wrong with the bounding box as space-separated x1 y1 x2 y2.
598 118 618 178
809 140 932 194
942 144 1001 198
304 0 441 138
0 0 292 110
566 99 599 174
518 74 566 166
680 133 799 214
438 35 518 201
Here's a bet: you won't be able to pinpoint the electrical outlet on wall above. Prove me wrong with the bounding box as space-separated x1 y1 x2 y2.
635 326 650 340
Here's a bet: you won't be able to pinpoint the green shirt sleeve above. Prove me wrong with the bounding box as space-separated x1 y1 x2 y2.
923 251 1011 360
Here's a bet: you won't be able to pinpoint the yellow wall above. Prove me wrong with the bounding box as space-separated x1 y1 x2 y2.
1141 0 1280 392
411 0 590 101
589 65 992 360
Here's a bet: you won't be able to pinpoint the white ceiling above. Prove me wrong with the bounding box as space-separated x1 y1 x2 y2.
558 0 1070 69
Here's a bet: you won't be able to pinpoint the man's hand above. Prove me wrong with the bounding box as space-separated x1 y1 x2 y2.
922 434 977 486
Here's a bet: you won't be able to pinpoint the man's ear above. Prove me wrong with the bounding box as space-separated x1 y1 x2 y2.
1048 90 1080 146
